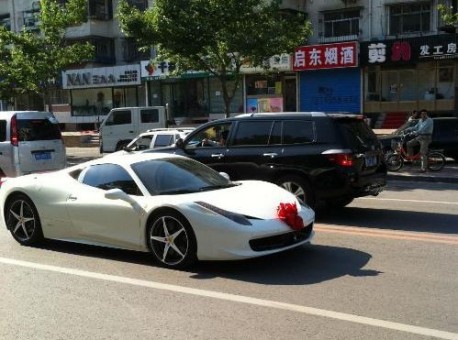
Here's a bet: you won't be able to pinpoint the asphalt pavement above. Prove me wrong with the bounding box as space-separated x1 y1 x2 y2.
65 146 458 184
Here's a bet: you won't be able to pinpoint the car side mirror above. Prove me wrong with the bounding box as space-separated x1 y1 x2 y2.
175 138 184 149
105 188 145 214
219 172 230 181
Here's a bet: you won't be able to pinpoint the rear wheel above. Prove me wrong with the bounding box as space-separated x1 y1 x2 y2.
277 175 315 208
5 194 43 246
386 153 403 171
427 152 446 171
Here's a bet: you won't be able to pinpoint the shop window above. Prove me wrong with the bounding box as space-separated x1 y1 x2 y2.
389 3 430 35
321 9 360 39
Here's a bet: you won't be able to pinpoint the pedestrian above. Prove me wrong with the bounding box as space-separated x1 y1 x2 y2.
404 109 434 172
407 110 418 122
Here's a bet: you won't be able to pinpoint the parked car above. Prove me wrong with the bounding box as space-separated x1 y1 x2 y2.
0 152 314 269
0 111 67 177
141 112 387 208
378 117 458 161
124 128 195 151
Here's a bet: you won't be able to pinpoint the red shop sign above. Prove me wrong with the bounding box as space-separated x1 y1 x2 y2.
293 41 358 71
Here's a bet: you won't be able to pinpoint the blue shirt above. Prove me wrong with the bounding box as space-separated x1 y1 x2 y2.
408 117 434 135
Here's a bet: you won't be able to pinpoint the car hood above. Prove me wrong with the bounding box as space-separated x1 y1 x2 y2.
159 180 314 220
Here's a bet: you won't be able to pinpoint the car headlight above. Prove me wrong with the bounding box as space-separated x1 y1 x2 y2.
195 201 252 225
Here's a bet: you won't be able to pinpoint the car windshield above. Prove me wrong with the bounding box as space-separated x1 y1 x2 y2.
131 157 234 195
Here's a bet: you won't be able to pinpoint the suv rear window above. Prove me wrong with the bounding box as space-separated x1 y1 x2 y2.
17 118 62 141
336 119 378 151
282 121 315 144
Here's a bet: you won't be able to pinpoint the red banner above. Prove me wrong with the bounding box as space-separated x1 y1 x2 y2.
293 41 358 71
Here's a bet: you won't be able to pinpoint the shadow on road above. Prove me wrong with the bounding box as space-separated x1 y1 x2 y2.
316 206 458 235
34 240 378 285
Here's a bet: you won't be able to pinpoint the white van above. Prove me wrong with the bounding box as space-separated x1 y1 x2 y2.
99 106 167 153
0 111 67 177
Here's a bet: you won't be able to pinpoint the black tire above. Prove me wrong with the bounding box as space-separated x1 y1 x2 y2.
147 209 197 269
386 153 403 172
276 175 315 208
5 194 43 246
427 152 446 171
326 197 354 209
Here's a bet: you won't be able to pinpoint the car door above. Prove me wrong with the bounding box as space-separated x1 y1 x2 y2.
180 122 233 173
215 119 281 181
65 163 143 249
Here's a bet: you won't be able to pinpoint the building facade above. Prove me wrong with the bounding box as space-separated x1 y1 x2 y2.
2 0 458 130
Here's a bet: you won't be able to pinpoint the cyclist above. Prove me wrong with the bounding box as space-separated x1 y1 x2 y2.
404 109 434 172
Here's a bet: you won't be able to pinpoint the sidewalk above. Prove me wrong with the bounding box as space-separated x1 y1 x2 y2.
386 160 458 183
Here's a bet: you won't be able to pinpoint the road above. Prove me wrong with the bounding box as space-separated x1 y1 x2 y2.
0 152 457 339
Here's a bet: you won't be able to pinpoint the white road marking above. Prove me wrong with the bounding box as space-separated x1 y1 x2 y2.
359 197 458 205
1 256 457 340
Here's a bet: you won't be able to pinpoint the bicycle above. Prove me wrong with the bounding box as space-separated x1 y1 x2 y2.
385 132 446 172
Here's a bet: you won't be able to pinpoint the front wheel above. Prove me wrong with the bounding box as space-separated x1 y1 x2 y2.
147 210 197 269
427 152 446 171
5 194 43 246
386 153 403 172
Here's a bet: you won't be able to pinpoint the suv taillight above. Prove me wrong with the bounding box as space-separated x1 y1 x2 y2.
326 153 354 167
10 114 18 146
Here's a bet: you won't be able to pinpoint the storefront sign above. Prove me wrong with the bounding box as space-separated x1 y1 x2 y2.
240 54 292 73
141 60 209 79
360 33 458 66
293 41 358 71
62 65 141 89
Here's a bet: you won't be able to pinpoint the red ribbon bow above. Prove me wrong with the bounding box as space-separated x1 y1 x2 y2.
277 203 304 231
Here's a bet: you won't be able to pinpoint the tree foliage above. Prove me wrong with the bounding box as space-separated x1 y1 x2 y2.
0 0 94 109
438 4 458 25
118 0 312 115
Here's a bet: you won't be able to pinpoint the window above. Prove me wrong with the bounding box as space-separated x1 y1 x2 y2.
140 109 159 123
106 110 131 125
17 118 62 141
390 3 430 35
122 38 150 62
0 121 6 141
153 135 174 147
0 14 11 31
232 121 273 146
282 121 315 144
323 9 360 38
81 164 141 195
89 0 113 20
128 0 148 11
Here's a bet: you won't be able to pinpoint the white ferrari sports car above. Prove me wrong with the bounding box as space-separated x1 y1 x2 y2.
0 153 314 269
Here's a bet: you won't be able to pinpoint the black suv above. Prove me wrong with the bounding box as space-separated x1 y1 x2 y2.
144 112 387 208
378 117 458 161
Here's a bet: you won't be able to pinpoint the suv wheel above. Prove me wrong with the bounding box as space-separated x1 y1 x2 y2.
277 175 315 208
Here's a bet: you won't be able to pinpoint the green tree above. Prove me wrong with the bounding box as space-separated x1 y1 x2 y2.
438 3 458 32
118 0 311 116
0 0 94 111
